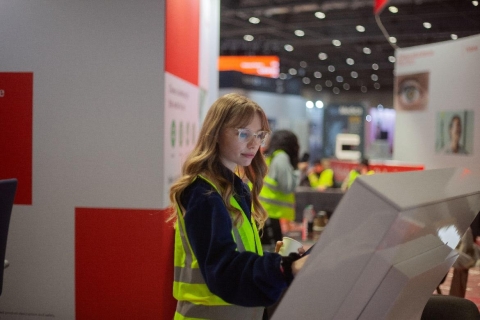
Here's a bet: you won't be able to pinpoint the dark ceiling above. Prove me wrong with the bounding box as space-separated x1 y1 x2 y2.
220 0 480 95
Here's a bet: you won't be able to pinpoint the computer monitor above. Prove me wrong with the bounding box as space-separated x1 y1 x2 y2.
0 178 17 295
273 167 480 320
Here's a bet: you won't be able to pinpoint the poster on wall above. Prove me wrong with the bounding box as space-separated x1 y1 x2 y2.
435 110 474 155
394 71 430 111
322 104 365 159
163 73 199 205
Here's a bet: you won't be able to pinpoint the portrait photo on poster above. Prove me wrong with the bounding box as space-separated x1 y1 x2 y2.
435 110 474 155
394 71 430 111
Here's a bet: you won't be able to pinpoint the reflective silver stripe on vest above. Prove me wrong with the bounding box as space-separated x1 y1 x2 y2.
232 227 245 252
174 266 204 283
258 196 295 209
177 300 264 320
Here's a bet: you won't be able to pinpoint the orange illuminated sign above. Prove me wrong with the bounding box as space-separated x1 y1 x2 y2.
218 56 280 78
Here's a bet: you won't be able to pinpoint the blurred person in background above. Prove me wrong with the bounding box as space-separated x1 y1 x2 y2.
301 158 335 191
341 158 375 192
259 130 307 249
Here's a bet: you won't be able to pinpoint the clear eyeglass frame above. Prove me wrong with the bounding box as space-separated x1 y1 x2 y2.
235 128 270 146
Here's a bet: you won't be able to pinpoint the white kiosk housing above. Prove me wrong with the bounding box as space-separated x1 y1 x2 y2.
273 167 480 320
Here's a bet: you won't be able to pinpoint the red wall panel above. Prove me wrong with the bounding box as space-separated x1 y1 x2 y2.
0 72 33 205
75 207 176 319
165 0 199 85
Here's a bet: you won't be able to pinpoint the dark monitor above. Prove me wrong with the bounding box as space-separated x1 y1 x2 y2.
0 178 17 295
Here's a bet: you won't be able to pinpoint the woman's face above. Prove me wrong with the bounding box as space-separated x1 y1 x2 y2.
217 113 263 171
450 118 462 146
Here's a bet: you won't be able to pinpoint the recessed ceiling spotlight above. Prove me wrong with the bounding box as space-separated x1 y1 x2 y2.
315 11 326 19
249 17 260 24
288 68 297 75
314 71 322 78
306 101 314 108
279 73 287 80
374 83 381 89
318 52 328 60
389 36 397 44
363 47 372 54
361 86 368 93
423 22 432 29
315 84 323 91
315 100 324 108
388 6 398 13
343 83 350 90
284 44 294 52
302 77 311 84
328 65 335 72
325 80 333 87
332 39 342 47
371 74 378 81
388 56 396 63
336 76 344 82
243 35 254 41
333 87 340 94
356 25 365 32
295 30 305 37
351 71 358 78
451 34 458 40
300 61 308 68
372 63 379 70
346 58 355 65
473 1 478 6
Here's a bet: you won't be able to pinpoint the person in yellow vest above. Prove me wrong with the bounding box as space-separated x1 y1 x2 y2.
259 130 306 248
305 158 335 191
341 158 375 191
168 93 308 320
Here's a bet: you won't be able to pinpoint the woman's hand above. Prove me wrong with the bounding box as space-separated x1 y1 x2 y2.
275 240 306 255
292 255 308 275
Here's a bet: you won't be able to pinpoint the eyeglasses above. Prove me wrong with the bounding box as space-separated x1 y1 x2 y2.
235 128 270 146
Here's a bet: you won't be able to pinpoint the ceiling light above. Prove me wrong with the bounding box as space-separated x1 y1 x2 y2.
363 47 371 54
336 76 344 82
302 77 311 84
388 56 396 63
333 87 340 94
315 101 324 108
318 52 328 60
295 30 305 37
374 83 381 90
346 58 355 65
372 63 379 70
325 80 333 87
306 101 314 108
328 65 335 72
288 68 297 75
377 104 384 109
284 44 294 52
300 61 308 68
332 39 342 47
389 36 397 44
314 71 322 78
473 1 478 6
249 17 260 24
351 71 358 78
356 25 365 32
388 6 398 13
243 35 254 41
315 84 323 91
366 115 372 122
361 86 368 93
343 83 350 90
371 74 378 81
279 73 287 80
451 34 458 40
315 11 326 19
423 22 432 29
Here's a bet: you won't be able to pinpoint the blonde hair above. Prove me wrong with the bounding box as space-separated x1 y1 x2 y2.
168 93 270 229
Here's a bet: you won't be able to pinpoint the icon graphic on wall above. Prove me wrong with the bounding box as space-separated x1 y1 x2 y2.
171 120 176 147
179 121 183 147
